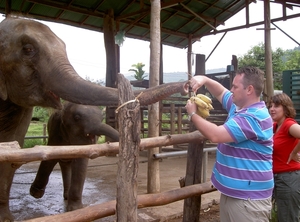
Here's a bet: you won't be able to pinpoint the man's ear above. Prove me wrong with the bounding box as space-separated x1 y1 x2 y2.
0 71 8 100
247 85 254 95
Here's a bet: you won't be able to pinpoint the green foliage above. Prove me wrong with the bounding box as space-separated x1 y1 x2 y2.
238 42 286 89
284 48 300 70
24 122 47 148
269 200 277 222
32 106 51 122
129 62 147 80
115 30 126 47
24 120 107 148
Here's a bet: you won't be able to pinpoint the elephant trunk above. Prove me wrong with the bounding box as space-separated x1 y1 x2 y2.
134 81 189 106
47 65 189 107
96 124 119 142
47 68 119 106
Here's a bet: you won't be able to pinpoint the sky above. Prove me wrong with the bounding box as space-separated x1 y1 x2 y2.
1 1 299 81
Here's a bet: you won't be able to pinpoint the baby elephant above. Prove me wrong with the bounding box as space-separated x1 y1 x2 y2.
30 102 119 211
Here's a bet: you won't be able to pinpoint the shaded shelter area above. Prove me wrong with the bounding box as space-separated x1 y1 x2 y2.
0 0 299 96
1 0 299 133
0 0 298 48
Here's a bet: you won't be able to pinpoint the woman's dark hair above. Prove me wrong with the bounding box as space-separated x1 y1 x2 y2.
268 93 296 118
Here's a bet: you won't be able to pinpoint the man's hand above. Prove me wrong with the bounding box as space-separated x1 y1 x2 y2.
185 99 197 116
189 76 206 93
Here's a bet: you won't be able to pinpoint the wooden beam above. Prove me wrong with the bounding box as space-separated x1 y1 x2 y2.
0 131 206 163
23 181 216 222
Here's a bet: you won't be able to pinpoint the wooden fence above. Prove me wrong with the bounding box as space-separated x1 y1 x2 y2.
1 130 216 221
15 73 230 221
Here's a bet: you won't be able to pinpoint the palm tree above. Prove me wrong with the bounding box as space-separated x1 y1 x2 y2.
129 63 147 80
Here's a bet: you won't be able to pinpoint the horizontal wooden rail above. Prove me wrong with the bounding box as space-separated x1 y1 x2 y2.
23 181 216 222
0 131 206 163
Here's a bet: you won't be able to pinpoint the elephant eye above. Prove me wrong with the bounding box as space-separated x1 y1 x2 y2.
74 114 81 121
22 44 36 57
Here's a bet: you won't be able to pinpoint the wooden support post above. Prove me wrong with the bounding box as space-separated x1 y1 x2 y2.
187 35 193 98
183 124 204 222
264 0 274 99
104 8 118 142
182 54 206 221
5 0 11 15
195 54 206 94
147 0 161 194
116 74 141 221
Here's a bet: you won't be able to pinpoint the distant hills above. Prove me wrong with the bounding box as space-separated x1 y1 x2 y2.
125 68 226 83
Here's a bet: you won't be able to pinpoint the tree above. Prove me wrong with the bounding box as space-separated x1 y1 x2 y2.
84 76 105 86
129 62 147 80
238 42 285 90
284 48 300 70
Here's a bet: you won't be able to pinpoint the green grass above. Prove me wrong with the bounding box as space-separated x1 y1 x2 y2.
270 200 277 222
24 121 106 148
24 122 47 148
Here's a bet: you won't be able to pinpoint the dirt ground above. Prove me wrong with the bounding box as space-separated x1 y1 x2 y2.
168 204 220 222
10 151 220 221
199 204 220 222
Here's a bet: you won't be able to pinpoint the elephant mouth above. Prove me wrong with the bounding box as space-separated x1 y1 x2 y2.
47 90 62 109
86 133 97 144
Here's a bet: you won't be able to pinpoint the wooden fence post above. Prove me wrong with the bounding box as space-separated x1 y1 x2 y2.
170 103 175 134
43 124 47 144
183 54 206 221
182 124 204 221
177 107 182 134
116 74 141 221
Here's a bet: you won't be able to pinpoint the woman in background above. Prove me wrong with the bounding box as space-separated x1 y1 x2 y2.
268 93 300 222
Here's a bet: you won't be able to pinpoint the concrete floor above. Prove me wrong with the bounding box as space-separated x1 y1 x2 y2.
10 150 220 221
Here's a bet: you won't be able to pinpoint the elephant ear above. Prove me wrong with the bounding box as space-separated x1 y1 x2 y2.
0 71 8 100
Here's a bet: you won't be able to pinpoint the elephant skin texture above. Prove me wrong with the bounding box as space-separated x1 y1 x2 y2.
30 102 119 211
0 15 188 221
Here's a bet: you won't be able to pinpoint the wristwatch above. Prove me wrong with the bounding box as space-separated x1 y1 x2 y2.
188 112 196 122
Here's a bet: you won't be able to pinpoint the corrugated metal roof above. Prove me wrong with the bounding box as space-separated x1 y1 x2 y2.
0 0 299 49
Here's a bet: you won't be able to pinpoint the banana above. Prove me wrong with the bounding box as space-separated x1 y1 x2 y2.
188 94 214 119
207 103 214 110
191 96 209 109
197 106 210 119
196 94 212 104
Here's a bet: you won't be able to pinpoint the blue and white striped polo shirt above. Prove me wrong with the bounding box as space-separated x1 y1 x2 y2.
211 91 274 200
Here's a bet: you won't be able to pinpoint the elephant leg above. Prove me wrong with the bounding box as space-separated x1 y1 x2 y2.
59 160 72 200
0 162 20 222
66 158 88 211
30 159 58 198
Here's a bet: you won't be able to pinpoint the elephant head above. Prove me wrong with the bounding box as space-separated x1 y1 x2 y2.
49 101 119 145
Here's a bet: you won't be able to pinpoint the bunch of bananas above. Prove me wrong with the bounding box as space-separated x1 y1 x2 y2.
188 94 214 119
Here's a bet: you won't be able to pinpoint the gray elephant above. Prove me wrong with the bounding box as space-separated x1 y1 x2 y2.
29 102 119 211
0 15 188 221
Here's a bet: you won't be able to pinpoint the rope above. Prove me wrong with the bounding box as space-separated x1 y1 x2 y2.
115 92 143 114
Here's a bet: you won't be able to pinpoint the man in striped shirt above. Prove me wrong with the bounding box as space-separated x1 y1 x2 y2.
185 66 273 222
